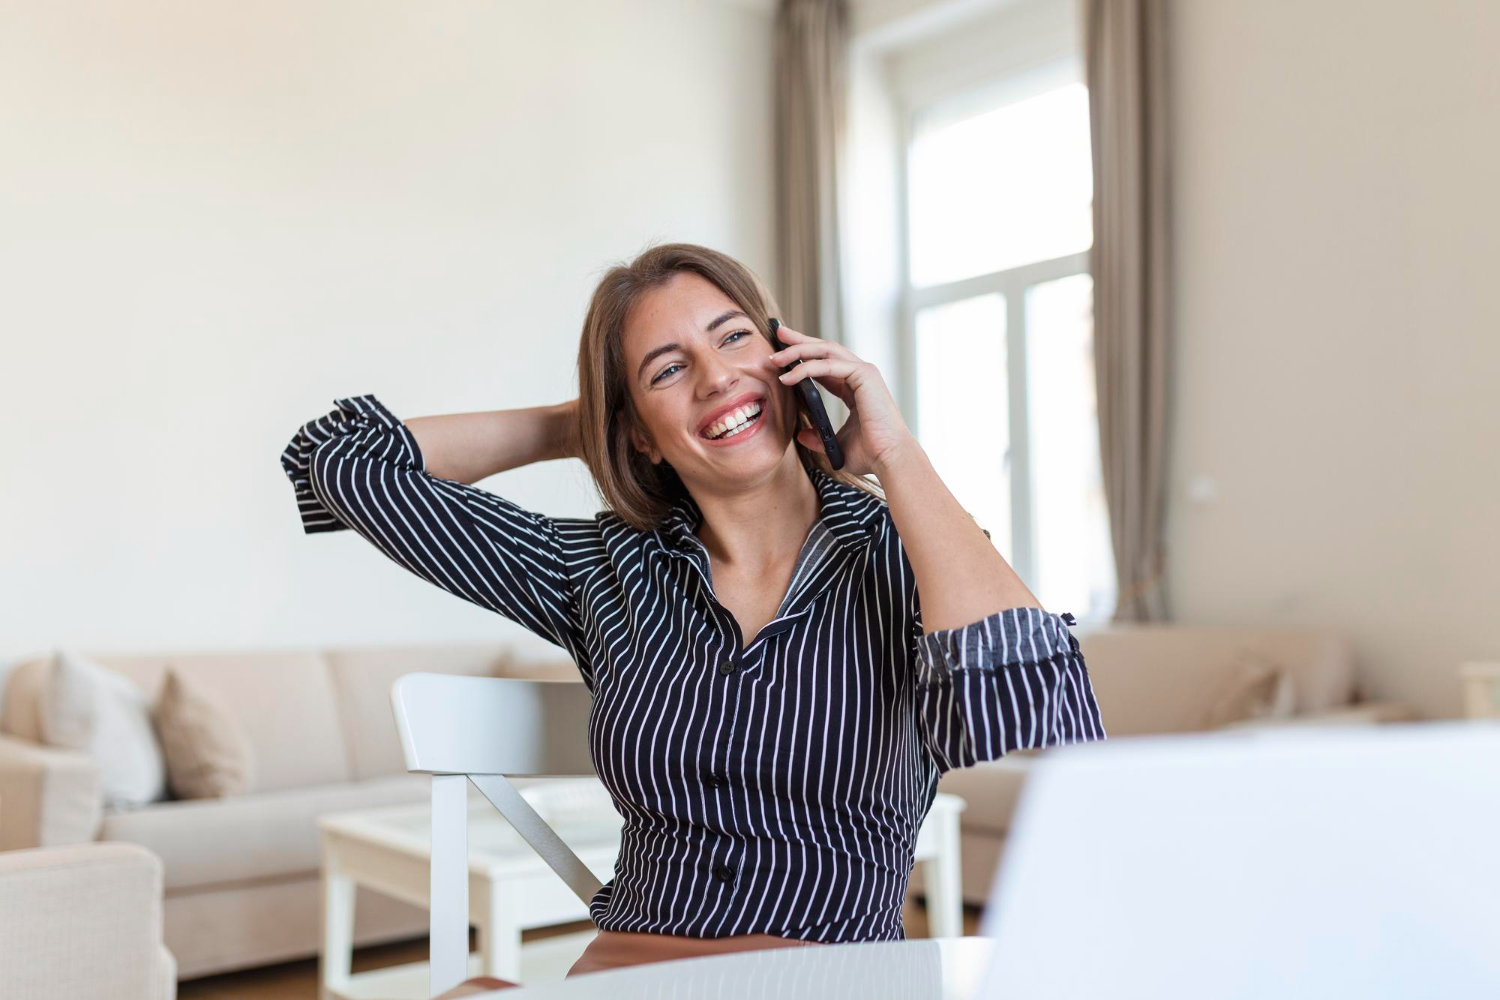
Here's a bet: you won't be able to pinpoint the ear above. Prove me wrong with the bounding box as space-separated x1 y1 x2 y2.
630 424 662 465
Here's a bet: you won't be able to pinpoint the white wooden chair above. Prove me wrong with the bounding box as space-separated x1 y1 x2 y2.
390 672 600 998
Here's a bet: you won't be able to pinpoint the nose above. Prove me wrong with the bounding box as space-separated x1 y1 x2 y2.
697 350 740 397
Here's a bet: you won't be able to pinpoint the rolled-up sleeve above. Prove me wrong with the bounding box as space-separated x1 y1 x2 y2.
913 605 1106 773
279 394 597 686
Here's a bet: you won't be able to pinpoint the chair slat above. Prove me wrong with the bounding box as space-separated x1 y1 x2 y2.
470 773 604 906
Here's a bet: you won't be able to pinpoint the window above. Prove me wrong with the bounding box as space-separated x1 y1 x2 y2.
902 64 1116 622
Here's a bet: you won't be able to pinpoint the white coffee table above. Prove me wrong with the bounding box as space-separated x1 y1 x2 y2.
318 780 966 999
319 779 622 999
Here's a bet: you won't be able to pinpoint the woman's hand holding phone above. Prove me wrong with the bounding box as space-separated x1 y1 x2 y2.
767 323 917 479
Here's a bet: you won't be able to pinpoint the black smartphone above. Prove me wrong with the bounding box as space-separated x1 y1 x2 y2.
769 317 844 471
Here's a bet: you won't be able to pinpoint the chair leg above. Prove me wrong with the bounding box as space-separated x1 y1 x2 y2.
431 774 470 998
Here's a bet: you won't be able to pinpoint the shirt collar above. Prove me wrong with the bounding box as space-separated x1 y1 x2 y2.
658 465 885 555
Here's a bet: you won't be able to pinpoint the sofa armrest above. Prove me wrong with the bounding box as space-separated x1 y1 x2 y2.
0 733 103 850
0 842 175 1000
1218 701 1420 731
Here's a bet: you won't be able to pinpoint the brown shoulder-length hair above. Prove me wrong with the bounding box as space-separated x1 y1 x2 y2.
571 241 886 532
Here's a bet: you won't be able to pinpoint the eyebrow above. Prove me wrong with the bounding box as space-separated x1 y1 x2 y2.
636 309 750 382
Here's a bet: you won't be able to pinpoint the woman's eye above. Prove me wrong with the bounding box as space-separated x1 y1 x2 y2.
651 363 683 384
725 330 750 344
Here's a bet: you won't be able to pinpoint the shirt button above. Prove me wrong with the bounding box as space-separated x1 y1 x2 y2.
713 865 735 883
705 773 726 789
719 660 736 675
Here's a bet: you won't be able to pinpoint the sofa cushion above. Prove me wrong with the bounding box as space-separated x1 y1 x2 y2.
324 644 580 782
92 651 351 794
3 651 168 810
40 649 168 810
153 669 255 799
935 755 1032 835
100 774 431 891
1201 650 1297 730
1074 626 1355 737
101 772 564 892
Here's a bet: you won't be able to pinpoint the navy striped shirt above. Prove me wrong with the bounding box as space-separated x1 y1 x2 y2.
280 394 1106 942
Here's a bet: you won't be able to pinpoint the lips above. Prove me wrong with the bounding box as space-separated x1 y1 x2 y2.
697 392 767 438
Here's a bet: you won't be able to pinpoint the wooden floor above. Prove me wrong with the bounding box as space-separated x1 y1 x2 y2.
177 898 984 1000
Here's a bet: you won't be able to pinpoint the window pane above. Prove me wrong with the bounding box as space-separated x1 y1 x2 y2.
1025 274 1116 620
914 294 1011 559
909 82 1093 288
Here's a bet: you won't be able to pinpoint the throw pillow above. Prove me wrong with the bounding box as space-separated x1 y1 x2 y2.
152 668 255 799
38 649 168 809
1202 649 1298 730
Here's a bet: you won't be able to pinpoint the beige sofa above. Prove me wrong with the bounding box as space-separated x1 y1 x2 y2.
0 642 578 980
0 841 176 999
920 623 1418 905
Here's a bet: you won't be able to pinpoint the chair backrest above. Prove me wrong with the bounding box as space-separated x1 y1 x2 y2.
390 672 600 997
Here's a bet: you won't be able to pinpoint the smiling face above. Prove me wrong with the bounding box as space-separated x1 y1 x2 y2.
622 271 798 488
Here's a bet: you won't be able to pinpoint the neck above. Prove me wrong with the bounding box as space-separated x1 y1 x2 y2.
686 456 821 571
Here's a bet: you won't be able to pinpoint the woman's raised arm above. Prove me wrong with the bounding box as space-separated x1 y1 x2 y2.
404 398 578 484
279 394 599 686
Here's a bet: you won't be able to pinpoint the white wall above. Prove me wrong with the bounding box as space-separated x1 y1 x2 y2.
0 0 778 660
1169 0 1500 718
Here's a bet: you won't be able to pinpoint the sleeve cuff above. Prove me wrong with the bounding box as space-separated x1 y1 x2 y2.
279 394 426 534
915 607 1078 685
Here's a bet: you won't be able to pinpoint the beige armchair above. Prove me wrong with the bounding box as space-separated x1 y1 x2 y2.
0 840 176 1000
0 734 103 850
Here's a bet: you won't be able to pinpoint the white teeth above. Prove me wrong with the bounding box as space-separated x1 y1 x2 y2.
716 415 759 440
705 402 762 439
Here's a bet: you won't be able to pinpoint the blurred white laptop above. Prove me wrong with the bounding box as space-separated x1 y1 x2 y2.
976 721 1500 1000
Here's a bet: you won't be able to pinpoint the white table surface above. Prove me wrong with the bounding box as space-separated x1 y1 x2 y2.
472 937 997 999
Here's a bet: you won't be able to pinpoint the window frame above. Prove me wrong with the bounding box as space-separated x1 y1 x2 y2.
893 58 1093 593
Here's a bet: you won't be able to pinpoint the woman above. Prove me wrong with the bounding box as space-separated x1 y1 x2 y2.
280 243 1106 991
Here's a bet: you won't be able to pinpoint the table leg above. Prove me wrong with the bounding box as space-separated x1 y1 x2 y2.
320 840 356 1000
921 806 963 939
478 881 521 982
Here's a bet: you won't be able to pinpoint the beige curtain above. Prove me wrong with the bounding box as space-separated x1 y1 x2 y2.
774 0 850 344
1085 0 1173 622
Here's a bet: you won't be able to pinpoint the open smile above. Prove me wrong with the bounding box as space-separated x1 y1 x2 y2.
698 398 768 447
